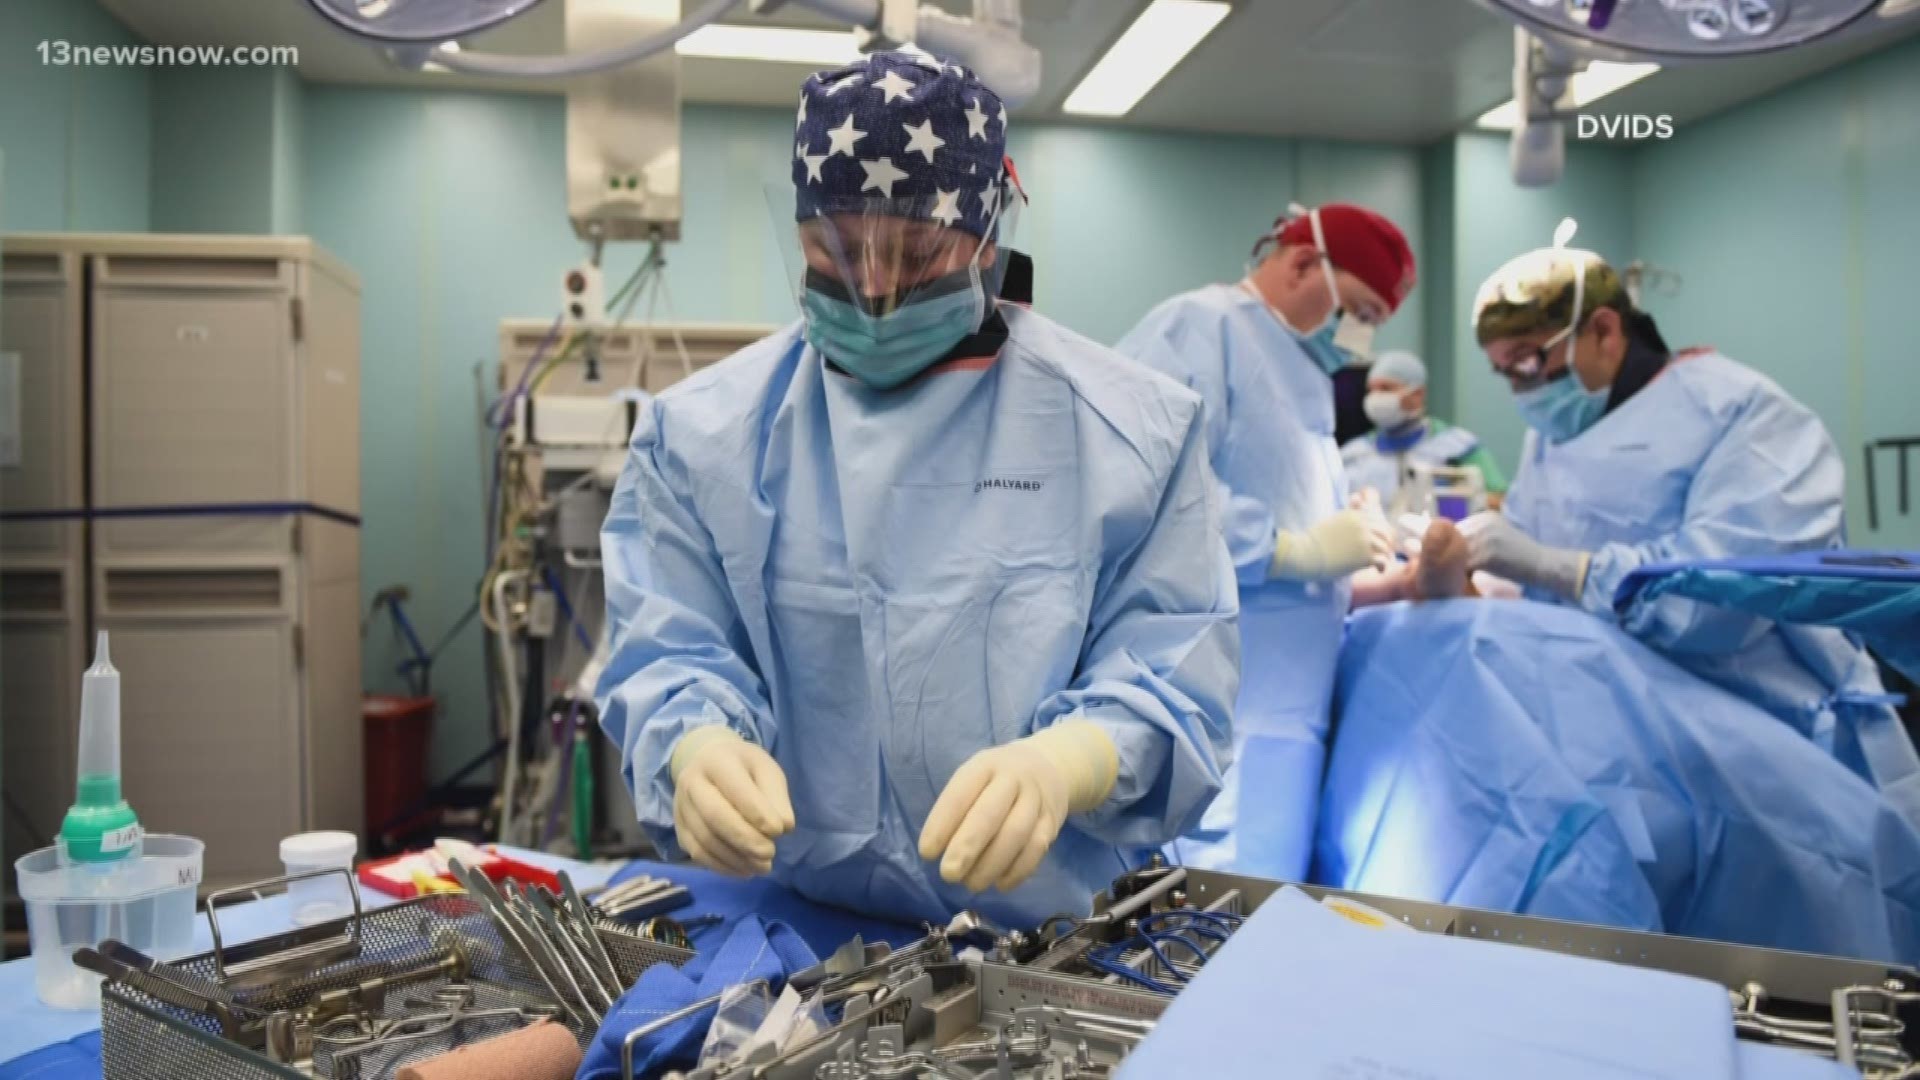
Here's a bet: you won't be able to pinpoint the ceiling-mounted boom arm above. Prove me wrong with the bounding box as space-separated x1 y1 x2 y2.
428 0 735 76
906 1 1042 108
1507 27 1582 188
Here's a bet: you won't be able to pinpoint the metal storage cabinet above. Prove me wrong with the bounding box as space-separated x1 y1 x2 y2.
90 242 360 559
2 234 363 889
0 245 87 864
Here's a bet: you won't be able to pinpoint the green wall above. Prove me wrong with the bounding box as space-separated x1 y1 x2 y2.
1630 35 1920 549
271 69 306 234
150 68 277 233
1420 140 1458 422
0 0 302 236
0 0 152 231
150 67 306 234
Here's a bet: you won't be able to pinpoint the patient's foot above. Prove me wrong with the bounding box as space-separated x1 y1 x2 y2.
1413 518 1471 600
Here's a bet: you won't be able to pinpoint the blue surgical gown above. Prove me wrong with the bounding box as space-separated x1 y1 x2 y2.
1503 351 1920 823
596 307 1238 928
1340 421 1483 508
1318 600 1920 962
1117 282 1345 879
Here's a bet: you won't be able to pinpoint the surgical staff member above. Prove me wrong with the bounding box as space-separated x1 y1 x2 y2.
1116 203 1416 878
1459 244 1920 822
595 52 1238 928
1341 350 1507 510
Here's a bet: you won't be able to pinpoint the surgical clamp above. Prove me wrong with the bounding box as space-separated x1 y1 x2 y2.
315 983 564 1078
560 870 626 987
458 869 576 1017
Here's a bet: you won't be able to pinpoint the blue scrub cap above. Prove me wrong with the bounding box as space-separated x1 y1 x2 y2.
792 50 1010 238
1370 350 1427 389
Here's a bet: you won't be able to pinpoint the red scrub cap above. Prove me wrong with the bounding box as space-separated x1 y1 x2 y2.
1274 203 1417 314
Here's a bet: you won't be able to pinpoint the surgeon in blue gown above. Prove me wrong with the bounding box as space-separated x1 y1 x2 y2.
1313 243 1920 960
1459 245 1920 825
1117 203 1417 879
596 52 1237 928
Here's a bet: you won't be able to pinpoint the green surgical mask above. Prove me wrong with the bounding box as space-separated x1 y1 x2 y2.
801 267 986 390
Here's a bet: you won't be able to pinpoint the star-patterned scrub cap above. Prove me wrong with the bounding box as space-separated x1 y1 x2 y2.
792 50 1010 239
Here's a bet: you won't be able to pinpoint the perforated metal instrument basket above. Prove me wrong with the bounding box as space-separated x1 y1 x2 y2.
101 892 692 1080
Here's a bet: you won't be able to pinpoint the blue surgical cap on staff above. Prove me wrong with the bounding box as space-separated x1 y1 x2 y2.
1370 350 1427 389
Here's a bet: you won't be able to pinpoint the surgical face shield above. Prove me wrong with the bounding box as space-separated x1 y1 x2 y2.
769 185 1019 387
786 186 1016 310
804 214 984 316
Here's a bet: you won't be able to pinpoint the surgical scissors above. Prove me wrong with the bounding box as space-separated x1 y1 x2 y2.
447 859 594 1027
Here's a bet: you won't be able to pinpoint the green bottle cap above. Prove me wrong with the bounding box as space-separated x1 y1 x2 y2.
60 772 142 863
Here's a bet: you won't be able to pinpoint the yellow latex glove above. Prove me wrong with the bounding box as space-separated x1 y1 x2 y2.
1270 509 1395 581
668 726 795 878
917 721 1119 894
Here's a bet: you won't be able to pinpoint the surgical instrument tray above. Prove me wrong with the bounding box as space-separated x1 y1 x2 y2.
661 956 1166 1080
672 861 1920 1079
99 870 693 1080
1059 861 1920 1078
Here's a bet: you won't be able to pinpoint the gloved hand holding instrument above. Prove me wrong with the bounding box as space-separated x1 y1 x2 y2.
1458 511 1590 601
917 721 1119 894
668 727 794 878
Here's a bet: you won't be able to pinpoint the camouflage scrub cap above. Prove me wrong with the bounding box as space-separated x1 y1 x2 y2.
1472 247 1628 346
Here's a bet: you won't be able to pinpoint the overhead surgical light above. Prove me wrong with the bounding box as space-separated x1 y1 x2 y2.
304 0 550 44
1470 0 1910 60
300 0 1044 106
1468 0 1920 187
